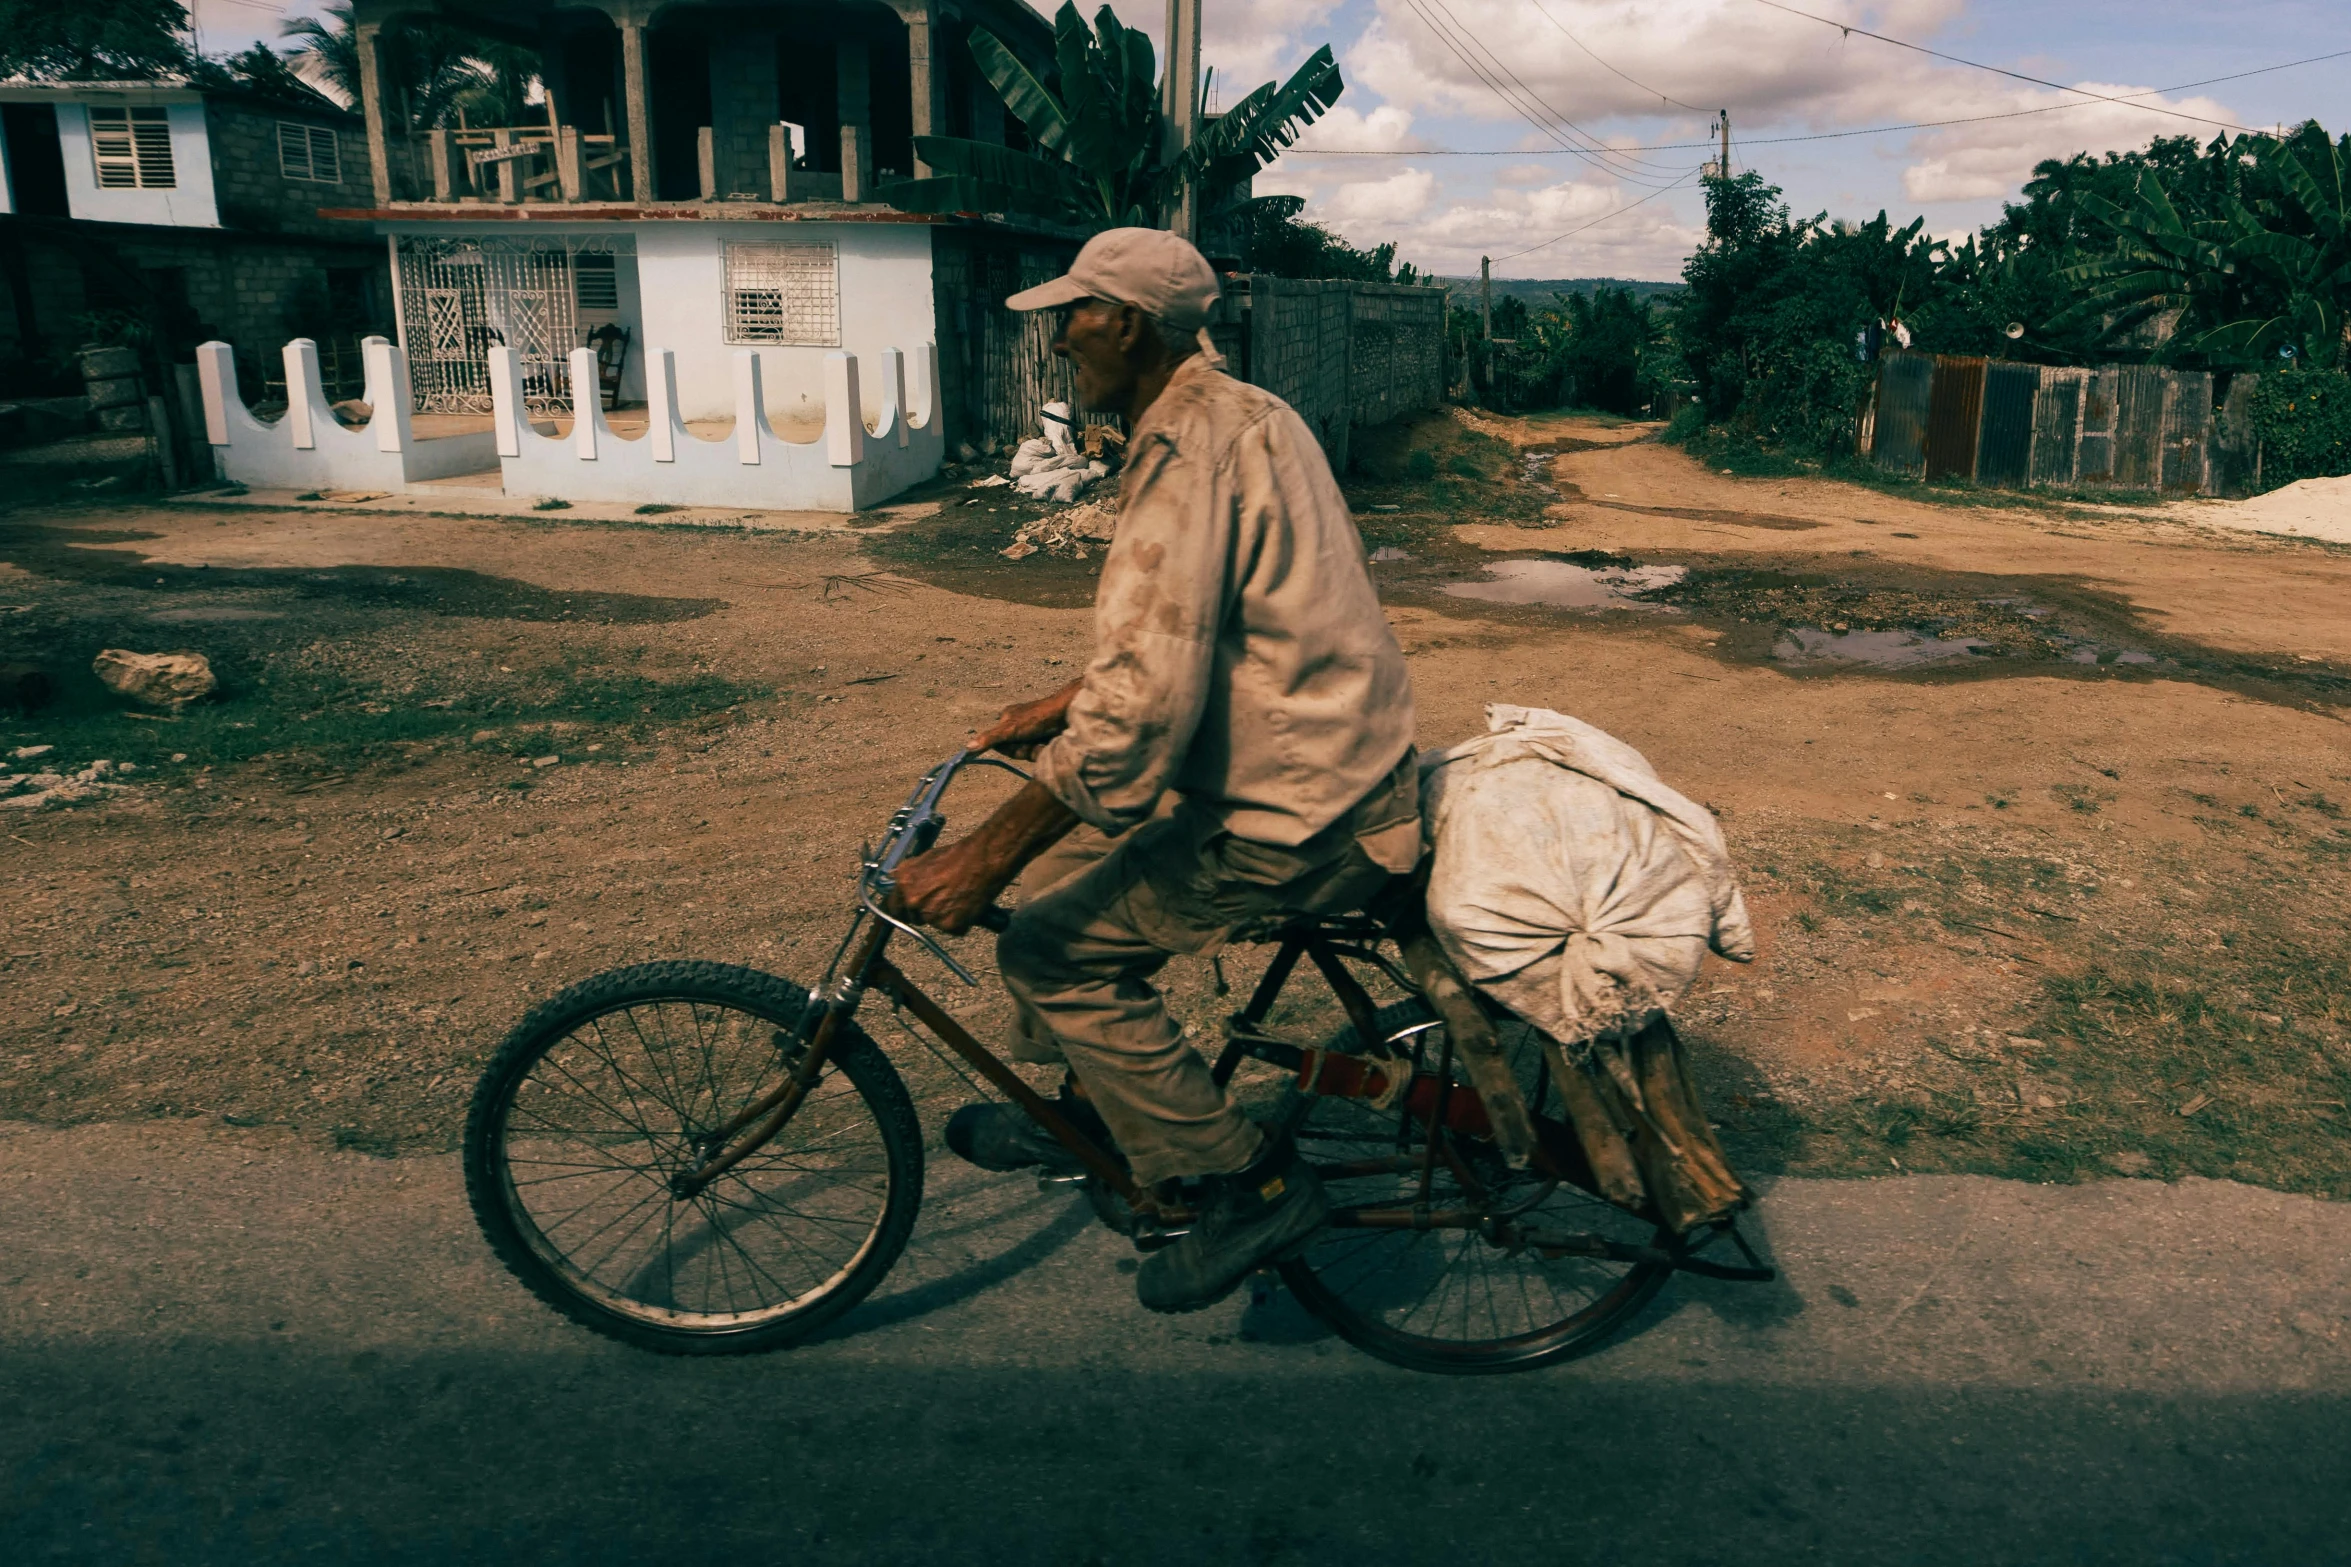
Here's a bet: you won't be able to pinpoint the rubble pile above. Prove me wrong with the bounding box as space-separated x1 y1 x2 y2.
1001 499 1119 560
0 751 140 811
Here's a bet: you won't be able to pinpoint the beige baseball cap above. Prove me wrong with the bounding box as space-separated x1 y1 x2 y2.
1005 226 1221 329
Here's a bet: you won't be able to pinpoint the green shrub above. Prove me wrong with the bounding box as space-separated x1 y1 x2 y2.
1405 449 1436 480
2249 370 2351 487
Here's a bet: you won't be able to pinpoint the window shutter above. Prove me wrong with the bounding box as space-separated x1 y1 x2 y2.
278 123 343 183
309 125 341 185
129 108 174 188
90 107 138 188
91 106 174 189
278 121 312 180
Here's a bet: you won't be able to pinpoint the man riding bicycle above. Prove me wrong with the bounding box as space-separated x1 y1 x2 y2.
892 228 1422 1315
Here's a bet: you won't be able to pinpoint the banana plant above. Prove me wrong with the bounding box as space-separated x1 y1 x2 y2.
2057 133 2351 369
877 2 1343 233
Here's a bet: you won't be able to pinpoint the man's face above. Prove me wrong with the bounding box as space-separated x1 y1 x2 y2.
1053 299 1137 412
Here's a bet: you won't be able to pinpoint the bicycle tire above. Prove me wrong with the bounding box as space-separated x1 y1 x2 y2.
464 960 923 1356
1275 998 1672 1375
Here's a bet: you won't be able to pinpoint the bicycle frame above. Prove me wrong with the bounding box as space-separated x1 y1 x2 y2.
662 749 1772 1282
669 751 1149 1210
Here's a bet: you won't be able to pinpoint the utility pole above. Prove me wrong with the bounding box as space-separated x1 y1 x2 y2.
1480 255 1491 339
1717 109 1730 178
1162 0 1203 241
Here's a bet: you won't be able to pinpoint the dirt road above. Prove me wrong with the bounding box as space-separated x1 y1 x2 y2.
3 413 2348 1558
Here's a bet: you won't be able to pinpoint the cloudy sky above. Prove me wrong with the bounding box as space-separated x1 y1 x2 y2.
192 0 2348 281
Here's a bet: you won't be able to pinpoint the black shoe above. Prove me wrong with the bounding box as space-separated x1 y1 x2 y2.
1136 1140 1328 1315
945 1089 1112 1178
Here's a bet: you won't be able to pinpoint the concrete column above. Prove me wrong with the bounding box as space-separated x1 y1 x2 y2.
1161 0 1201 238
904 2 945 176
620 20 656 203
837 40 873 202
355 23 393 206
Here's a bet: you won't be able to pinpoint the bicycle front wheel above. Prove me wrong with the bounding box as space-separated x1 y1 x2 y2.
463 961 923 1355
1276 999 1672 1375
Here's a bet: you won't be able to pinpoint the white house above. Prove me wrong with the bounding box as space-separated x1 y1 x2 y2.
288 0 1090 510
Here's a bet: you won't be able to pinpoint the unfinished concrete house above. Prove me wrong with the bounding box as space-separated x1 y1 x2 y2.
266 0 1078 508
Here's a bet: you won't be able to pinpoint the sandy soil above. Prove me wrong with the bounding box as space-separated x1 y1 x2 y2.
4 418 2347 1189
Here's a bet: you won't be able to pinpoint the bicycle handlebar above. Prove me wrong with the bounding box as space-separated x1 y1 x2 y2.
849 750 1026 983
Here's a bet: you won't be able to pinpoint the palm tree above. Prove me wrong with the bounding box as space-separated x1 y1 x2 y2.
278 2 358 103
279 2 536 130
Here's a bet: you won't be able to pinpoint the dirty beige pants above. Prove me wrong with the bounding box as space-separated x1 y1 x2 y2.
995 755 1421 1186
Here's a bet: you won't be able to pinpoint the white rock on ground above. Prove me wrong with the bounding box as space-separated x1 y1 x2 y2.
92 648 216 710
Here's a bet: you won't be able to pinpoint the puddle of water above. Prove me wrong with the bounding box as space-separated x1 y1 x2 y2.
1369 546 1410 562
2065 647 2158 665
1773 627 1993 668
1444 558 1686 610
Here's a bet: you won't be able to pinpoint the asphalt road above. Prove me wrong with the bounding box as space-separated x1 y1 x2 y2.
5 1119 2348 1566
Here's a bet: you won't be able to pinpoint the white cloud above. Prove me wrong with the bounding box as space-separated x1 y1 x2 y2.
1319 167 1438 222
1895 85 2241 202
1111 0 2257 279
1291 103 1421 153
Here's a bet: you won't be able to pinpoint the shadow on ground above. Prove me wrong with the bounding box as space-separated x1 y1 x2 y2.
3 1339 2337 1565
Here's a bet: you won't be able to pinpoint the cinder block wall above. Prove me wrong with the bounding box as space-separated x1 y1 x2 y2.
205 100 372 236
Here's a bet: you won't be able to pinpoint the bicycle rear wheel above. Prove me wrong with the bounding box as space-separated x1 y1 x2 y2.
1276 999 1672 1374
464 960 922 1355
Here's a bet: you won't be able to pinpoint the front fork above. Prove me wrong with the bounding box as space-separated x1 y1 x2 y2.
666 921 889 1199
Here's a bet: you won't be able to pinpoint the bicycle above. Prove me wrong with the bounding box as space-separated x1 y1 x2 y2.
463 749 1772 1375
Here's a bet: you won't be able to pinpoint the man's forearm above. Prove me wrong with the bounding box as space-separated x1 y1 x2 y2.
888 778 1080 933
971 779 1081 882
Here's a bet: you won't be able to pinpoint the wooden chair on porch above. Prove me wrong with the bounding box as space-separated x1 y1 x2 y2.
585 325 631 410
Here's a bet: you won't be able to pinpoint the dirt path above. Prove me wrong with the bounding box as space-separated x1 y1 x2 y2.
3 418 2347 1192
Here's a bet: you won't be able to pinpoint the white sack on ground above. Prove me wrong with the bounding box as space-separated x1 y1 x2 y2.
1421 704 1754 1050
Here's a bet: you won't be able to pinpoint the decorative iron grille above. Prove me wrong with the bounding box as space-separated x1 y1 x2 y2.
723 241 839 345
391 235 628 413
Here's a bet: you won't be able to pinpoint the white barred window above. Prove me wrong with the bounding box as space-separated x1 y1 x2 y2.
723 241 838 345
277 122 342 184
89 106 174 189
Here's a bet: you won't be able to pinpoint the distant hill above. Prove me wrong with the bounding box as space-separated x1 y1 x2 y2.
1437 276 1683 309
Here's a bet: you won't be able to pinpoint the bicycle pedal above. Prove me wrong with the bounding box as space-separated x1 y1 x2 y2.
1130 1225 1190 1253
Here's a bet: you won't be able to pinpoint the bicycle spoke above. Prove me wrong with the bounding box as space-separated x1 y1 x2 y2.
491 990 901 1336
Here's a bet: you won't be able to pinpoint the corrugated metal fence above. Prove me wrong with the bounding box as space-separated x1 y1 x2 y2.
934 235 1449 466
1868 350 2243 495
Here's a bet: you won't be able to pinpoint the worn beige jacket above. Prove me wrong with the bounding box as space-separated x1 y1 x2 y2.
1034 355 1416 849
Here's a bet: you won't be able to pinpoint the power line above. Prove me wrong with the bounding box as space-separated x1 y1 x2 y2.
1410 0 1683 183
1493 165 1703 262
1400 0 1687 185
1289 43 2351 155
1523 0 1708 114
1744 0 2248 133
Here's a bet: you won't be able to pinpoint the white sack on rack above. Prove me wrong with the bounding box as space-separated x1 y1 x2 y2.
1421 705 1754 1049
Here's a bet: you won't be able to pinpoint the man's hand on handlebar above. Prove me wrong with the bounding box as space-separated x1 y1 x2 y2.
972 679 1083 760
888 778 1081 936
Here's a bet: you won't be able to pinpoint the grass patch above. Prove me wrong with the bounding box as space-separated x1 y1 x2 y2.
1754 821 2351 1197
1807 953 2351 1193
1674 422 2165 513
1344 410 1557 542
0 649 767 776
